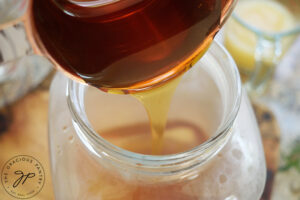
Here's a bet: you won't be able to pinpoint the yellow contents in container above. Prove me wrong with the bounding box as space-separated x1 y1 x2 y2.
224 0 296 78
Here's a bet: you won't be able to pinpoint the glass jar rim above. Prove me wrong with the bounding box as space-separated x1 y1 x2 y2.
66 41 242 173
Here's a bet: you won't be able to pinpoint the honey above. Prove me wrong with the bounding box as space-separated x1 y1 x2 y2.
33 0 222 90
33 0 227 154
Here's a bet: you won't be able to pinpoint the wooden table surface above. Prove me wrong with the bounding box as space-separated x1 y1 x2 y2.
0 72 280 200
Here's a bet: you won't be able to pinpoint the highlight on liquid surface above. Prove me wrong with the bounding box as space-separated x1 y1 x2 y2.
32 0 223 90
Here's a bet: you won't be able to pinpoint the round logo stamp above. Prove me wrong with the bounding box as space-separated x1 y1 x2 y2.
1 155 45 199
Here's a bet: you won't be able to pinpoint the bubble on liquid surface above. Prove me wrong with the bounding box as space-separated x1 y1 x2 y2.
219 174 227 184
62 125 69 133
68 135 74 143
232 149 242 160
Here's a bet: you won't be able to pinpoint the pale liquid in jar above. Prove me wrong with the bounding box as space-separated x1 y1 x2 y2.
68 90 265 199
52 53 266 199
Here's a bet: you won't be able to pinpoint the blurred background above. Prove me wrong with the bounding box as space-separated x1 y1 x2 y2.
218 0 300 199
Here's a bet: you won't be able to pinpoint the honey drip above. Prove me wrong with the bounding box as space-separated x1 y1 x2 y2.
132 76 182 154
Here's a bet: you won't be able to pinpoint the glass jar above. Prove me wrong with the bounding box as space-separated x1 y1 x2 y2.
49 41 266 200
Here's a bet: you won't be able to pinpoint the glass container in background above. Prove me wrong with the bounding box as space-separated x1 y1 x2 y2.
49 41 266 199
223 1 300 199
224 0 300 96
0 0 52 107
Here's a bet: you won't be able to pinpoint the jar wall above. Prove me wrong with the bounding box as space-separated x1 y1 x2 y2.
49 75 265 200
83 61 223 155
49 42 266 200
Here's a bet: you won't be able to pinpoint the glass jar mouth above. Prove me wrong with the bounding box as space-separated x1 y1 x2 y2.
67 41 242 171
